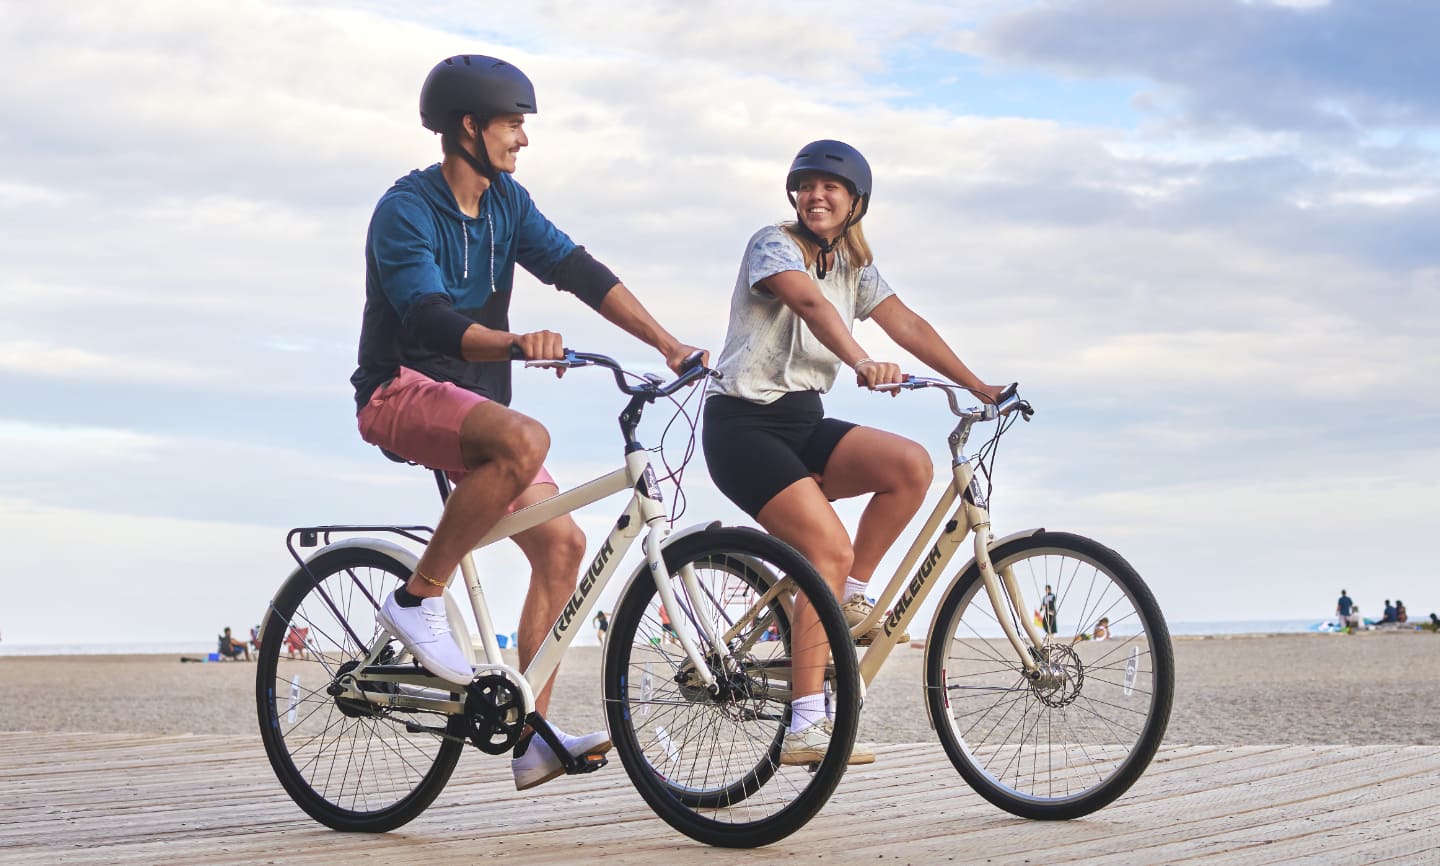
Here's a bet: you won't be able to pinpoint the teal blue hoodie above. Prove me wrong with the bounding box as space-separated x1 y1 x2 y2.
351 164 579 408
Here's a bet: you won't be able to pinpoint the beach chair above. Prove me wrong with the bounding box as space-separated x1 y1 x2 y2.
283 626 310 659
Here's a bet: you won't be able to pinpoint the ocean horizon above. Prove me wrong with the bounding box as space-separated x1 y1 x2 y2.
0 618 1333 657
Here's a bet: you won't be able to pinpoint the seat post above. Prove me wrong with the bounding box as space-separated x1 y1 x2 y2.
433 469 452 504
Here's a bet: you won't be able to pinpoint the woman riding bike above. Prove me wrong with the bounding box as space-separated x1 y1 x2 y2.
702 140 1006 763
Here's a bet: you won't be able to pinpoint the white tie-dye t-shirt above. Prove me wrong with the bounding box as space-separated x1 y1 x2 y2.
711 224 894 404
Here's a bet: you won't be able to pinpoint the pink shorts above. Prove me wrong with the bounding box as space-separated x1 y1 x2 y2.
357 366 555 501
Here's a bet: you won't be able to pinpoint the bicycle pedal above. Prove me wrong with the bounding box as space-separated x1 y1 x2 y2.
566 752 608 775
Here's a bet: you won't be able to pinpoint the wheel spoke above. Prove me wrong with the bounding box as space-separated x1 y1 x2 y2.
927 534 1173 819
257 551 463 831
602 530 861 846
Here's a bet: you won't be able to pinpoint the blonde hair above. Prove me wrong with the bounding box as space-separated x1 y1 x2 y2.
780 218 874 274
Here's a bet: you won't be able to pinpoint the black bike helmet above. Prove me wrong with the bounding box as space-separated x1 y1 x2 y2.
420 54 537 133
785 139 871 221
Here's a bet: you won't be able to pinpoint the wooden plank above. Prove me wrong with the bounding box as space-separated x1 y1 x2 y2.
1 734 1438 865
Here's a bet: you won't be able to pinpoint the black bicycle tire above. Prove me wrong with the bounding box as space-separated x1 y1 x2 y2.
603 527 861 847
256 545 465 832
648 547 792 810
924 531 1174 820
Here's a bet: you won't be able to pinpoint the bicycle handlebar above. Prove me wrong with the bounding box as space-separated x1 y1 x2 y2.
877 376 1035 421
519 347 717 399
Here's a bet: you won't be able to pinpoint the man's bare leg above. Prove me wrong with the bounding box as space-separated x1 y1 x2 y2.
508 487 586 717
408 401 551 596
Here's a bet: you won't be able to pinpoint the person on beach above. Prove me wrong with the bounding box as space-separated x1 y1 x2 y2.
353 54 705 790
1069 616 1109 645
702 140 1006 765
1395 600 1408 624
1041 584 1059 635
1336 590 1355 632
1378 599 1397 625
218 627 250 661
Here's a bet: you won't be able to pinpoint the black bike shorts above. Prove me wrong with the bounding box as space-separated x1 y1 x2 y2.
702 391 857 518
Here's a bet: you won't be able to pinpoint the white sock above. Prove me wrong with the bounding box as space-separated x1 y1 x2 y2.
790 693 827 732
844 578 868 601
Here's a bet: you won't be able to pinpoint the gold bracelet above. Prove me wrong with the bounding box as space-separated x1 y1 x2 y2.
854 357 875 369
413 568 449 589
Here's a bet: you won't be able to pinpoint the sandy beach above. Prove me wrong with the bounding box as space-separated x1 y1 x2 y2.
1 630 1433 745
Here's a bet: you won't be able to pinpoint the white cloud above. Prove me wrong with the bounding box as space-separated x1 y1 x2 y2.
0 0 1436 646
0 181 71 207
0 497 284 645
0 340 219 385
0 420 170 461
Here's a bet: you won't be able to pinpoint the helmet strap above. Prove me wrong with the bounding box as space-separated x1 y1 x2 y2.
791 197 859 279
460 146 498 182
447 114 499 181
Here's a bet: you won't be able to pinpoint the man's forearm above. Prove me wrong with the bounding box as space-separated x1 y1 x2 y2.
458 323 522 361
597 283 680 355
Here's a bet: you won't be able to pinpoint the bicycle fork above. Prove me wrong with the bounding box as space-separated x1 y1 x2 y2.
644 517 724 693
970 514 1048 678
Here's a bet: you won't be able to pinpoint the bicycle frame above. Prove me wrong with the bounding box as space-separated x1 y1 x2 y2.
839 387 1047 686
450 445 724 710
299 353 726 720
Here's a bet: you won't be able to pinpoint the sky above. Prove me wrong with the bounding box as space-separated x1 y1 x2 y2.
1 0 1436 648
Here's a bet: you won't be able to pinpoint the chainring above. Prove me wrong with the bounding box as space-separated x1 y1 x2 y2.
465 673 527 754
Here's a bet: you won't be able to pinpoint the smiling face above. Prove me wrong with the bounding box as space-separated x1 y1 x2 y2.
793 171 856 241
479 112 528 174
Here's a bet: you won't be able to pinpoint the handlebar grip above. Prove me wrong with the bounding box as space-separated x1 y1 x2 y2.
508 343 527 361
995 383 1035 420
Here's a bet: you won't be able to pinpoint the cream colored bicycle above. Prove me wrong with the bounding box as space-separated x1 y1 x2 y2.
741 380 1173 818
254 352 862 847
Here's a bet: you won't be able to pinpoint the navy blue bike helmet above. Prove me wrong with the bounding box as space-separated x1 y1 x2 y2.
420 54 537 133
785 139 872 222
785 140 872 277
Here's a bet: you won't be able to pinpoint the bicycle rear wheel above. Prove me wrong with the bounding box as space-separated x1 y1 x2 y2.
925 531 1173 819
604 527 860 847
256 545 465 832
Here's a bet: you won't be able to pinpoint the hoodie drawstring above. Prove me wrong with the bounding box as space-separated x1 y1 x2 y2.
462 215 495 297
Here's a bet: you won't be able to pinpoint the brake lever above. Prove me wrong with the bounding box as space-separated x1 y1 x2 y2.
523 347 584 370
871 375 924 392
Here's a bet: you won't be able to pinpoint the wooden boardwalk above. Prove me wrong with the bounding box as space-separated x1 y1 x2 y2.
2 733 1437 865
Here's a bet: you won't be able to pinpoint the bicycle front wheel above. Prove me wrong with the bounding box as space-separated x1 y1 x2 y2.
603 527 861 848
925 531 1173 819
256 545 465 832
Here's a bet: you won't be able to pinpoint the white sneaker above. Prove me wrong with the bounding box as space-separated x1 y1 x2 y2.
376 592 473 687
842 593 908 645
779 718 876 765
512 728 612 791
